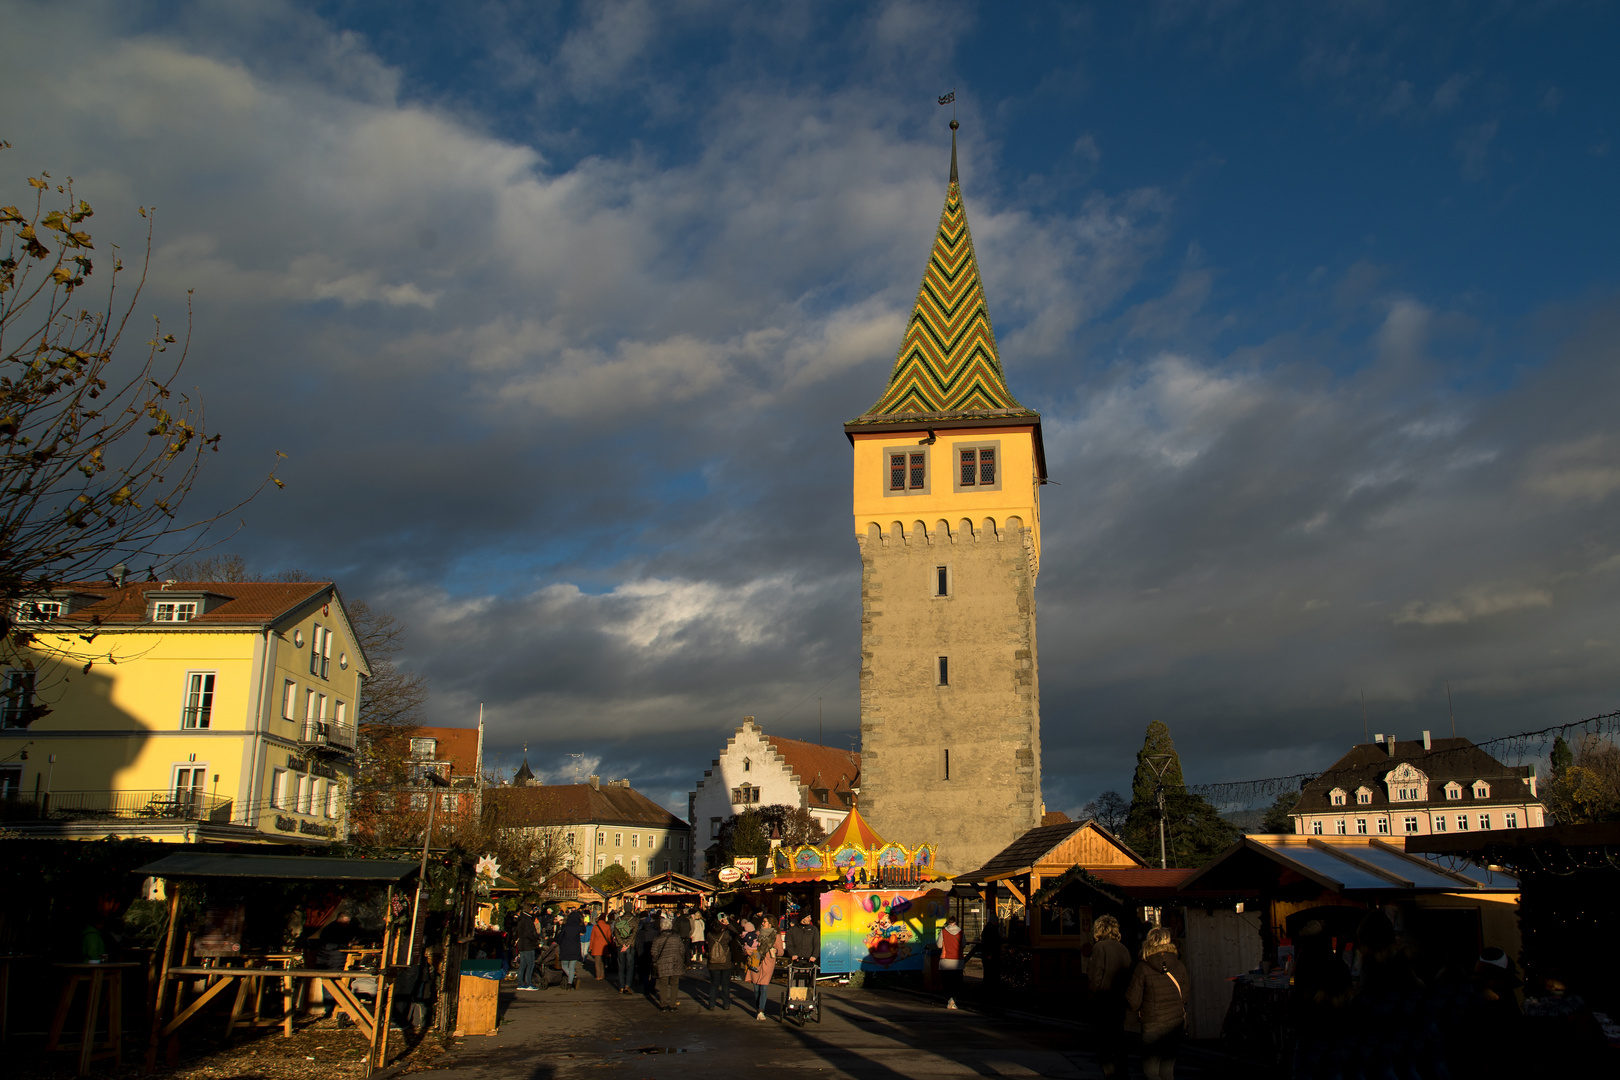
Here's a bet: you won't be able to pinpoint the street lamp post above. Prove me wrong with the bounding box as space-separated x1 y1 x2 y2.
1145 753 1176 870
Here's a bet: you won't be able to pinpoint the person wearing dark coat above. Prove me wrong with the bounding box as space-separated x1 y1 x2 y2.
1125 927 1190 1080
510 904 542 991
705 914 742 1010
1084 915 1133 1078
783 913 819 962
557 909 584 988
649 915 686 1011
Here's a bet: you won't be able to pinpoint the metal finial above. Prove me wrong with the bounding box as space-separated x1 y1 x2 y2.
949 121 959 183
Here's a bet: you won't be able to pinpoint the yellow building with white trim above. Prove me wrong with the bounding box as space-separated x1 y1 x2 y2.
0 577 369 843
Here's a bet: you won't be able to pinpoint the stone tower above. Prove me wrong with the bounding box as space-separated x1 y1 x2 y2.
845 124 1046 876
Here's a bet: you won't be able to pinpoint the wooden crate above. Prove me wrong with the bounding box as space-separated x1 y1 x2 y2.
454 975 499 1036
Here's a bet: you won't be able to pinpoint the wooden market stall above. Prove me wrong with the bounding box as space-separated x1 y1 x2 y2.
537 869 606 912
134 852 433 1075
950 818 1149 987
604 869 717 912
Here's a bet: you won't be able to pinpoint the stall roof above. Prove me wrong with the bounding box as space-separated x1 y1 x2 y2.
135 853 421 883
1179 836 1516 895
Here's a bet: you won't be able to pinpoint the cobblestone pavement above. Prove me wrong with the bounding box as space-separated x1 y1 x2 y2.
410 970 1223 1080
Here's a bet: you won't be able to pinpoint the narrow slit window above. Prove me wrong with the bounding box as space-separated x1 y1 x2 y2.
943 748 951 781
909 452 926 490
937 656 949 686
935 566 948 596
889 454 906 491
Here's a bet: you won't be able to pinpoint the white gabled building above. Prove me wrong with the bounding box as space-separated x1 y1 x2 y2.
1289 733 1545 839
689 716 860 876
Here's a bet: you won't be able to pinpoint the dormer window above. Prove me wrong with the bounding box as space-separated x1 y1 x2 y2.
1355 787 1373 805
1330 788 1347 806
154 600 197 622
13 599 62 622
409 738 438 760
1395 786 1420 801
1472 781 1490 799
1445 782 1463 800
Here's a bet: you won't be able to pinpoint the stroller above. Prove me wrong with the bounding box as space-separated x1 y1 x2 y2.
782 961 821 1025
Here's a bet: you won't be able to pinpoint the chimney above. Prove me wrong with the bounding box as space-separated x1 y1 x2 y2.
589 774 600 790
1374 734 1384 745
110 562 127 587
1387 735 1398 757
1422 730 1432 752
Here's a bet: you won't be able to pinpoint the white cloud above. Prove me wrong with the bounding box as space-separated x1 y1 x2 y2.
1394 584 1553 627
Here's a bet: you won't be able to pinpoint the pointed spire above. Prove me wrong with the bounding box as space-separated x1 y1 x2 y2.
851 124 1032 423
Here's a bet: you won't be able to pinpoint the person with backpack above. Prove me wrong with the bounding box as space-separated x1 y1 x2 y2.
742 914 777 1020
557 909 584 988
704 913 742 1010
611 905 639 993
650 913 686 1011
1124 926 1190 1080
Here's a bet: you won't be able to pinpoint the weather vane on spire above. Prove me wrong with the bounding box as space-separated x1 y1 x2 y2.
938 88 956 124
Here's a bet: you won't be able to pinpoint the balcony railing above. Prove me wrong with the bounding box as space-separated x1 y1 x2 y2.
298 718 357 751
0 789 234 824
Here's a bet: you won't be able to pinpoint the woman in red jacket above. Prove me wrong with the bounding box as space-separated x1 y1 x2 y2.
589 911 613 980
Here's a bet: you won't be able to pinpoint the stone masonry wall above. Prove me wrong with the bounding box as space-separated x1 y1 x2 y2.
857 519 1043 875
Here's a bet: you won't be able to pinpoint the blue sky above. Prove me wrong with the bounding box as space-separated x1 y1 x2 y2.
7 1 1619 816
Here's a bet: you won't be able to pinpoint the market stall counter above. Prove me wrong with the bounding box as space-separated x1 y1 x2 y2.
133 852 431 1076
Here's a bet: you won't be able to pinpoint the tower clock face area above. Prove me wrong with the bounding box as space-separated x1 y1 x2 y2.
843 128 1046 876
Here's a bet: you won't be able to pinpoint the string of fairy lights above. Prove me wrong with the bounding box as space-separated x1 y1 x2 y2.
1187 708 1620 811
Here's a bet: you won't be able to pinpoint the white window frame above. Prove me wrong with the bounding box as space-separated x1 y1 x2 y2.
1456 814 1469 831
1377 817 1390 835
181 671 217 729
614 854 623 867
1329 788 1346 806
597 856 606 870
326 781 342 818
1434 814 1447 833
1504 811 1518 829
282 680 298 721
1445 782 1463 800
1479 813 1491 830
270 769 287 810
153 600 198 623
1311 819 1323 835
631 857 639 876
1335 818 1346 835
710 818 721 839
1473 781 1490 799
2 669 37 728
15 598 62 622
1356 818 1367 835
1403 815 1420 834
632 833 639 849
1355 787 1373 805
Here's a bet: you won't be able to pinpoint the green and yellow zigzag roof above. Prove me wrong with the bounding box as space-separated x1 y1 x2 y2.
852 133 1033 424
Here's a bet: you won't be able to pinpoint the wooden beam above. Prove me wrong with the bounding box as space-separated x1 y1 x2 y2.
161 975 239 1038
144 890 181 1072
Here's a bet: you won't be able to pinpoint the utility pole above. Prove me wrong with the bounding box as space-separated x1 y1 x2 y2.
1145 753 1175 869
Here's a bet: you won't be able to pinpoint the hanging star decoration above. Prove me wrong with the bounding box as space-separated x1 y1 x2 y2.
475 854 501 894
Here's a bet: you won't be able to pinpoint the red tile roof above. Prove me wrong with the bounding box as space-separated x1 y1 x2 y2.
405 725 481 780
489 783 690 831
48 581 332 626
763 733 860 811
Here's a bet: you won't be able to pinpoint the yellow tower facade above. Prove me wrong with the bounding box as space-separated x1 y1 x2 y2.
846 125 1047 875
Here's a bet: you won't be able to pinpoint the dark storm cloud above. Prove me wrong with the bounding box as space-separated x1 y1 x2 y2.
6 1 1617 817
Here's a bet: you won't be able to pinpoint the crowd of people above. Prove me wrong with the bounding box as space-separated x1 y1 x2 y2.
501 899 823 1020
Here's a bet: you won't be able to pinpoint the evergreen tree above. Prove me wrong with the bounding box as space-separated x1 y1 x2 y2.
1122 720 1240 868
1550 735 1574 776
1259 791 1298 834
